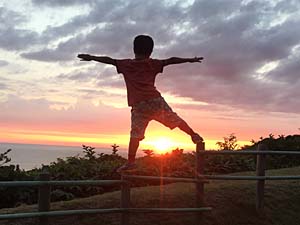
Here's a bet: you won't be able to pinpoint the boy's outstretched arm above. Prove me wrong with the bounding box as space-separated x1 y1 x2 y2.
162 57 204 67
77 54 116 66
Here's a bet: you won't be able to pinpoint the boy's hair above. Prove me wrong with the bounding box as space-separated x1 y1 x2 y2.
133 35 154 56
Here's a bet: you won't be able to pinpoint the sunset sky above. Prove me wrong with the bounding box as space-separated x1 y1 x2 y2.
0 0 299 152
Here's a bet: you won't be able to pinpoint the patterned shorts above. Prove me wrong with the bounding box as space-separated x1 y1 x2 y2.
130 97 184 140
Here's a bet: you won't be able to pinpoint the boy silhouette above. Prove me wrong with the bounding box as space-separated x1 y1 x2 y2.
78 35 203 172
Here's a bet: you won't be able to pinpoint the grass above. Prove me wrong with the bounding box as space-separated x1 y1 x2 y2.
1 166 300 225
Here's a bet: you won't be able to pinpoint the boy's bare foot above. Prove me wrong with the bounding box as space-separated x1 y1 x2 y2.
191 133 203 144
116 162 137 173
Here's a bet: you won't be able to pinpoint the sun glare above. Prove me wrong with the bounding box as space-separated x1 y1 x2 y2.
151 137 173 153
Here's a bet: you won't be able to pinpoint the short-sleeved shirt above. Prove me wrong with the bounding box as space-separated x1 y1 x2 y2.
116 58 163 106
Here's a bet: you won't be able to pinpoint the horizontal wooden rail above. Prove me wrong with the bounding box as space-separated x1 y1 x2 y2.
0 207 212 220
198 174 300 180
0 180 124 187
128 207 212 213
197 150 300 155
123 175 209 183
0 208 123 220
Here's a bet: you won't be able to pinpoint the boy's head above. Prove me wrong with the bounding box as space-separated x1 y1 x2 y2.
133 35 154 57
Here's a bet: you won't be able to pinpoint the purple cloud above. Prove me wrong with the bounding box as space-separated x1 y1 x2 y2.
0 7 39 51
0 60 8 67
11 0 300 114
31 0 92 7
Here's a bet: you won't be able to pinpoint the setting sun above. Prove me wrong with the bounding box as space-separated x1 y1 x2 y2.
151 137 173 153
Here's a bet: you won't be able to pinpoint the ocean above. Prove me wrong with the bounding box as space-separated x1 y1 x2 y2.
0 142 128 171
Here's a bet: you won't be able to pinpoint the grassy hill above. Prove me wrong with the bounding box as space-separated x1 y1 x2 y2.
1 166 300 225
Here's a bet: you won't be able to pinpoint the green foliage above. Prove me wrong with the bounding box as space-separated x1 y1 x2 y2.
51 189 75 201
0 165 37 208
0 145 126 209
137 149 194 178
245 134 300 170
0 148 37 208
216 133 239 150
205 154 256 174
46 145 126 200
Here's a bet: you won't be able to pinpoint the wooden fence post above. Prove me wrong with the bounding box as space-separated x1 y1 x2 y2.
38 166 51 225
195 141 205 222
121 174 130 225
256 143 267 212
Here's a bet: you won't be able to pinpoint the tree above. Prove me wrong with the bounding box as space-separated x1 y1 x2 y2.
216 133 239 150
172 148 184 156
82 145 96 160
143 149 154 157
111 144 119 155
0 149 11 166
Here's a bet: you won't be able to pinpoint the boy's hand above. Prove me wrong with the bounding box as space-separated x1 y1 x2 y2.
77 54 93 61
189 57 204 63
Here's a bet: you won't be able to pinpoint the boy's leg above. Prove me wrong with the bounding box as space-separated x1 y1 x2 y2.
177 120 203 143
152 97 203 144
128 137 140 163
116 138 140 172
117 105 149 172
177 120 195 136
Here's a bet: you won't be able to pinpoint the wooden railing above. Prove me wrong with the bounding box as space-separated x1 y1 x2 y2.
0 142 211 225
1 142 300 224
0 175 211 224
197 143 300 211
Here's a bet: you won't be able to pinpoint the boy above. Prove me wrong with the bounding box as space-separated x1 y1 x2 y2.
78 35 203 172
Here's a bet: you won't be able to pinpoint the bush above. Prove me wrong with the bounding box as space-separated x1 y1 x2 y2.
0 165 37 208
